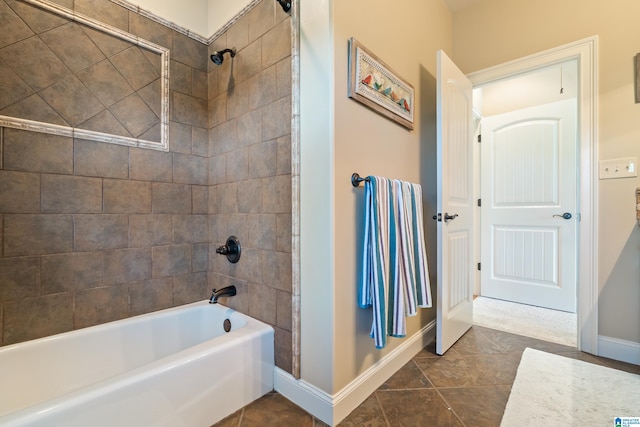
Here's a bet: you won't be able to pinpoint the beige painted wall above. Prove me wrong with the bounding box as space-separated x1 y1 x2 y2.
129 0 209 36
332 0 451 391
452 0 640 343
300 0 452 394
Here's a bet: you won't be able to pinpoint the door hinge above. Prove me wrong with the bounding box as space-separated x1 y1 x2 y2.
477 134 481 143
477 262 481 271
477 198 481 207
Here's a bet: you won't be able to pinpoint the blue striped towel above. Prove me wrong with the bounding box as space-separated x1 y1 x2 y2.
360 176 431 349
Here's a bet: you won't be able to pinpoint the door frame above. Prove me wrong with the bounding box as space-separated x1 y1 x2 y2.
467 36 599 355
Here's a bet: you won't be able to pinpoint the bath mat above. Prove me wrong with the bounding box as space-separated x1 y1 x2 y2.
473 296 577 347
501 348 640 426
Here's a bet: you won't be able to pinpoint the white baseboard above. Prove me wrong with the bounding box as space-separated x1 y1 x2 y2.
274 320 436 426
597 335 640 366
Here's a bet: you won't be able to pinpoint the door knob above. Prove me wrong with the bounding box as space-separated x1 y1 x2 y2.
443 213 458 223
552 212 572 220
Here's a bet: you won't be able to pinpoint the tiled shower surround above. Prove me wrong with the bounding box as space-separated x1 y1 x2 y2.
0 0 293 373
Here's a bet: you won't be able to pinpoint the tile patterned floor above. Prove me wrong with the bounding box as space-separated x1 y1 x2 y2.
213 326 640 427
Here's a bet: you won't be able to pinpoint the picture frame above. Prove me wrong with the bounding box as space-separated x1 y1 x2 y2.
348 37 415 130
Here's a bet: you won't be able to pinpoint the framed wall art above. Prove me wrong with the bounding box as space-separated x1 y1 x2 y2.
348 37 415 130
636 53 640 103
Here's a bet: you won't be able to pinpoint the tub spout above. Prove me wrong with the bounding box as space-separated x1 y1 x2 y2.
209 286 237 304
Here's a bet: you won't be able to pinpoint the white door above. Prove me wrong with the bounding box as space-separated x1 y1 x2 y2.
481 99 577 312
436 50 475 355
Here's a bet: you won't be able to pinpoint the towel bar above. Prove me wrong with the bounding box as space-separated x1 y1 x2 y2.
351 172 370 187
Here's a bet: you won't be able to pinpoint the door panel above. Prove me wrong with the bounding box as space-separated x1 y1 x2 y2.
481 100 577 312
436 50 474 355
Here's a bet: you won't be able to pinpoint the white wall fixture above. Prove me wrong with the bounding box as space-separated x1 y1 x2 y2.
598 158 637 179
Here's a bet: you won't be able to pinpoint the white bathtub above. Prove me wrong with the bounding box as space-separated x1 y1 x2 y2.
0 301 274 427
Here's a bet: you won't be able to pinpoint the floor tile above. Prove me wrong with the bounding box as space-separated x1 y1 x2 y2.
240 392 315 426
376 389 463 426
378 360 432 390
211 327 639 427
463 352 523 385
449 327 508 355
473 326 575 354
337 394 388 427
439 386 508 427
414 354 495 388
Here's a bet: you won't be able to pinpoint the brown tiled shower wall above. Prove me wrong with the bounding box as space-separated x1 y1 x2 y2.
0 0 293 373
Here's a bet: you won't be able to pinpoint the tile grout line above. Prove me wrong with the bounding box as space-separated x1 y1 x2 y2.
373 390 393 427
412 355 468 427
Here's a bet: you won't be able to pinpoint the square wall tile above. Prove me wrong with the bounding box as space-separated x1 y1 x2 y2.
249 139 277 179
262 174 291 213
103 248 152 285
129 277 173 316
262 19 291 69
3 293 74 344
192 185 209 214
192 242 209 272
130 147 173 182
152 183 192 214
103 179 152 214
276 290 292 331
249 282 276 324
41 252 103 294
152 244 192 278
41 174 103 213
172 31 207 72
262 95 291 140
247 0 275 42
248 214 276 250
173 271 209 305
274 326 292 373
128 13 173 48
263 250 292 291
172 91 208 128
173 214 208 244
75 0 129 32
129 214 173 247
74 214 128 251
74 286 129 329
0 257 40 302
74 139 129 179
173 154 208 185
3 129 73 174
4 214 73 256
0 171 40 213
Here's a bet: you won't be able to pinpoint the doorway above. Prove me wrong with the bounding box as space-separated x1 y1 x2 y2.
473 61 579 346
467 37 599 354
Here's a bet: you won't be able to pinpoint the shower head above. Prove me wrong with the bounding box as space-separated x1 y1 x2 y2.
210 48 236 66
276 0 291 12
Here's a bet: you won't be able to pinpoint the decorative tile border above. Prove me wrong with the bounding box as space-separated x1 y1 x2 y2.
109 0 210 44
1 0 170 151
290 0 301 379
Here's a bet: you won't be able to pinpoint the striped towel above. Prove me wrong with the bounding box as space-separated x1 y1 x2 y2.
359 176 390 349
360 176 431 349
